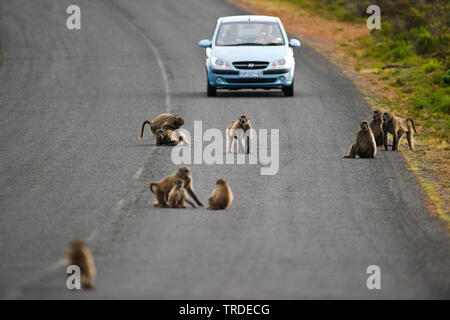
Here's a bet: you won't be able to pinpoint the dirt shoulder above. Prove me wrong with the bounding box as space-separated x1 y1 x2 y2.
227 0 450 227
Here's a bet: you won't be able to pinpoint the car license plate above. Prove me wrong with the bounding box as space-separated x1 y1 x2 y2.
239 70 263 78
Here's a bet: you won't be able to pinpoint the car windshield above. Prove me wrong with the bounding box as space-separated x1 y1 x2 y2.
216 21 284 46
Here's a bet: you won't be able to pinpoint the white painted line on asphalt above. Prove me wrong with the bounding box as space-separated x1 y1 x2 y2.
133 167 144 180
114 199 125 211
85 229 99 242
47 258 66 273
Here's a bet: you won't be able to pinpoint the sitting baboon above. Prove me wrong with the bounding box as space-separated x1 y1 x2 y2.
382 112 417 151
207 178 233 210
155 128 189 146
343 120 376 159
65 241 96 289
168 179 196 208
370 110 384 146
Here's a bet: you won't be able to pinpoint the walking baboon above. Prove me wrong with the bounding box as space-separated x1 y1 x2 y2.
168 179 196 208
149 166 203 207
343 120 376 159
226 115 252 154
65 241 96 289
382 112 417 151
370 110 384 146
139 113 184 140
207 178 233 210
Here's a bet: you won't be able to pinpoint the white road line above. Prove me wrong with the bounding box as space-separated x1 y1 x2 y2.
133 167 144 180
47 258 66 273
84 229 99 242
114 199 125 211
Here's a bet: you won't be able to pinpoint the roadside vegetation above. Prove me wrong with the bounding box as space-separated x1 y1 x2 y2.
228 0 449 224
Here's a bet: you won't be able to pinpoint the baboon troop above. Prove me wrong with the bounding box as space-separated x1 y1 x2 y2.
64 109 418 288
344 110 417 158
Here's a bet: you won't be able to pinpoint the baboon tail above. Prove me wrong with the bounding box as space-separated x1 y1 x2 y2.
140 120 152 139
407 118 417 133
149 182 158 193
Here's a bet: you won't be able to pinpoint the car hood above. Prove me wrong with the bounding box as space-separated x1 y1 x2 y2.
212 45 290 63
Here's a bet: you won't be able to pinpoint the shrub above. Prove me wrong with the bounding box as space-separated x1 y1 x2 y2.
421 59 441 73
384 40 414 62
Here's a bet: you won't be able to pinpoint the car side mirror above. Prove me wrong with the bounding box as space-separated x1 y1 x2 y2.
198 39 212 48
289 39 301 47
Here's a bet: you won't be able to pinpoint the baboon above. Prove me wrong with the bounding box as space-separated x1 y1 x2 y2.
149 166 203 207
370 109 384 146
65 241 96 289
207 178 233 210
226 115 252 154
168 179 196 208
155 128 189 146
382 112 417 151
139 113 184 140
343 120 376 159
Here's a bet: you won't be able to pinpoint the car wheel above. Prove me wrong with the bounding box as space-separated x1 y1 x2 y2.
282 80 294 97
207 80 217 97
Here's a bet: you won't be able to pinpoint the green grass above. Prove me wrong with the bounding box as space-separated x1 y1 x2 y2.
283 0 368 22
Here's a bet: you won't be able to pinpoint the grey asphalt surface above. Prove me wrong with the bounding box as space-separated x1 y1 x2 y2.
0 0 449 299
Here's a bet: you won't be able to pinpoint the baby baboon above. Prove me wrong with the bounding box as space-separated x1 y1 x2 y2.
382 112 417 151
226 115 252 154
343 120 376 159
155 128 189 146
207 178 233 210
65 241 96 289
370 109 384 146
149 166 203 207
139 113 184 140
168 179 196 208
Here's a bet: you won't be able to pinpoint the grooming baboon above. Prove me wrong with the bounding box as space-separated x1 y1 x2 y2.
343 120 376 159
382 112 417 151
155 128 189 146
65 241 96 289
139 113 184 140
370 109 384 146
207 178 233 210
149 166 203 207
226 115 252 154
168 179 196 208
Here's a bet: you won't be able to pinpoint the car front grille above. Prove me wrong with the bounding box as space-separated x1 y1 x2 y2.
226 78 277 83
263 68 290 75
211 68 239 75
232 61 269 70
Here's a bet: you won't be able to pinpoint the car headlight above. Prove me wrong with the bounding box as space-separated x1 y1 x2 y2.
271 56 292 68
210 56 231 69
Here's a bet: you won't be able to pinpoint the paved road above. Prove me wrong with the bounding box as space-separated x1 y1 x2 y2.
0 0 449 299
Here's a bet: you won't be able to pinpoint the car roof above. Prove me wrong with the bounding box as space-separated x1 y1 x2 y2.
218 15 279 23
